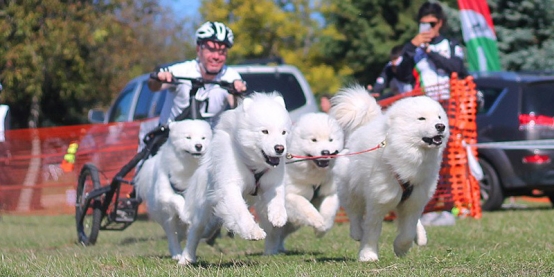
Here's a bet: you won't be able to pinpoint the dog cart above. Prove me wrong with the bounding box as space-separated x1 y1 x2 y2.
75 74 239 245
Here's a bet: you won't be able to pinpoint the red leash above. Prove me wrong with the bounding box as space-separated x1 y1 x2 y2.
285 140 386 163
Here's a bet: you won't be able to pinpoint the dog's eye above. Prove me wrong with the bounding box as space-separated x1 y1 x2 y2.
282 130 287 135
329 138 333 142
262 130 269 134
438 115 442 119
311 138 317 142
201 137 206 140
186 136 191 139
418 117 426 121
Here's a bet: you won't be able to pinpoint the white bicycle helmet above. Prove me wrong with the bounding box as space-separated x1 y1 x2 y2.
195 21 234 48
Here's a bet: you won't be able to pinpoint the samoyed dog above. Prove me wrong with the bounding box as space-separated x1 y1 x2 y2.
135 119 212 260
263 112 344 255
178 92 292 265
330 85 449 262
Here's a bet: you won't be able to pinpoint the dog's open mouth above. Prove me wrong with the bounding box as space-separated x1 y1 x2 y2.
185 151 203 157
312 159 331 168
422 135 444 146
262 150 281 167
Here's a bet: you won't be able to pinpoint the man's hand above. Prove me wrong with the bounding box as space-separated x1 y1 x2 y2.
156 71 174 83
411 32 433 47
233 79 247 93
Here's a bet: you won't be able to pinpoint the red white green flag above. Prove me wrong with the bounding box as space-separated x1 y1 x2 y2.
458 0 501 71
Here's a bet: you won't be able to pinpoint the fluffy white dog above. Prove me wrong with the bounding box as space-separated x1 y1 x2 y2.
263 112 344 255
178 92 292 265
330 85 449 262
135 119 212 260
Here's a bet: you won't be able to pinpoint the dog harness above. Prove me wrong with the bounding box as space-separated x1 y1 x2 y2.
168 173 186 196
250 169 268 196
395 174 414 203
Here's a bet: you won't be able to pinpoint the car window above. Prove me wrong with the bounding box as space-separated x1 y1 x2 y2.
241 73 306 111
108 84 136 122
153 90 168 117
133 81 156 121
521 82 554 117
475 86 505 114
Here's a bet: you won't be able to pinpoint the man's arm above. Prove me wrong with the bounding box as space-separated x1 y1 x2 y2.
148 67 174 92
372 64 393 94
426 40 467 77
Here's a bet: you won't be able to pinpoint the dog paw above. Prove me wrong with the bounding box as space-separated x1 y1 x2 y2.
393 240 413 257
415 220 428 246
177 255 195 265
172 254 182 261
242 226 266 241
359 250 379 262
314 228 328 238
268 209 287 228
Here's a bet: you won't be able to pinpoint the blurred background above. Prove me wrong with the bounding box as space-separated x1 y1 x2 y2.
1 0 554 129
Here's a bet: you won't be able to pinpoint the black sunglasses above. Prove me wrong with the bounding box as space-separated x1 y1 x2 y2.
420 21 438 28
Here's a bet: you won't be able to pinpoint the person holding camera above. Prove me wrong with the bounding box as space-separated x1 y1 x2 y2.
395 2 467 101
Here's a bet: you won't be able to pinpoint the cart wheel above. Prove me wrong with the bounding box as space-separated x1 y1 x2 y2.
76 163 102 246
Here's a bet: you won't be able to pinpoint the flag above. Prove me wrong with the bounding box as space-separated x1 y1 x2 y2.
458 0 501 71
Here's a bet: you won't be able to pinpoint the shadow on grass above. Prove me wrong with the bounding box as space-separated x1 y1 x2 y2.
193 259 261 268
119 234 165 245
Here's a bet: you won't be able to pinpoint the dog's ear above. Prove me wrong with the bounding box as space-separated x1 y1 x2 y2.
273 94 286 109
243 97 254 111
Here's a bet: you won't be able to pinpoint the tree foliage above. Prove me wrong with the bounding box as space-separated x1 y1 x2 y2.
320 0 464 87
1 0 554 128
199 0 347 96
490 0 554 70
0 0 193 128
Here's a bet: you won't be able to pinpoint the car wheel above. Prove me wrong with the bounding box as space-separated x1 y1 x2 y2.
546 193 554 208
478 159 505 211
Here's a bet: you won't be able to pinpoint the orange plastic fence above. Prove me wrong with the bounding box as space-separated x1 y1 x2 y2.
0 78 481 220
0 120 150 215
377 73 481 219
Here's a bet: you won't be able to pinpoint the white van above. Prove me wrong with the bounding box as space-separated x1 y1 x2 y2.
88 64 319 124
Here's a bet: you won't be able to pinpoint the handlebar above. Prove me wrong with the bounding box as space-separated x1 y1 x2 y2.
149 72 241 95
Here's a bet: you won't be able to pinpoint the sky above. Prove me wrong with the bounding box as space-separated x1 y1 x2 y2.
161 0 200 19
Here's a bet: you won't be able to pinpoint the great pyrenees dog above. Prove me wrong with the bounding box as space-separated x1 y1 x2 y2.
263 112 345 255
134 119 212 260
330 85 449 262
178 92 292 265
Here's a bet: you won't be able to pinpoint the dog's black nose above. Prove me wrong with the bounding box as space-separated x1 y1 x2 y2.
195 144 203 151
274 145 285 154
321 150 330 156
435 123 446 132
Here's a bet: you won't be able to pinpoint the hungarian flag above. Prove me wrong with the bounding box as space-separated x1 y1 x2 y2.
458 0 501 71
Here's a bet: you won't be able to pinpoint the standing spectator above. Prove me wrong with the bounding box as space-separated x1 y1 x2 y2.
319 93 332 113
395 1 468 101
368 45 414 99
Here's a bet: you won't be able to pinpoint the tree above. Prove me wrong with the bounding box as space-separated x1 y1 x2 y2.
489 0 554 71
320 0 464 87
0 0 194 128
199 0 347 96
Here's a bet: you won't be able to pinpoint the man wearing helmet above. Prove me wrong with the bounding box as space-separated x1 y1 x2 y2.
148 21 247 127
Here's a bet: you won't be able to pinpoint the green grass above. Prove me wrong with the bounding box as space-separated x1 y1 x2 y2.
1 205 554 276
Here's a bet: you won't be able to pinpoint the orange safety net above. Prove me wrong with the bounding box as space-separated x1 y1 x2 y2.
378 73 481 219
0 78 481 220
0 120 151 215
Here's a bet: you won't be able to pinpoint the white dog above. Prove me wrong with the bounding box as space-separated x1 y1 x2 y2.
178 92 292 265
263 112 344 255
330 85 449 262
135 119 212 260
